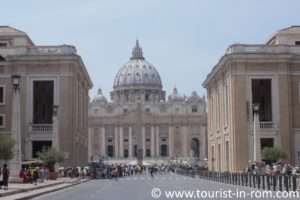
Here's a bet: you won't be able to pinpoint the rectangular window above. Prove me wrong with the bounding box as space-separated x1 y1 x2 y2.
146 149 151 157
192 105 198 113
295 41 300 45
32 141 52 158
33 80 54 124
0 86 5 104
251 79 272 121
0 41 8 47
0 114 5 128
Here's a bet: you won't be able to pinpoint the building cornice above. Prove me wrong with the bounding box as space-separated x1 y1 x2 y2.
6 54 93 89
202 44 300 88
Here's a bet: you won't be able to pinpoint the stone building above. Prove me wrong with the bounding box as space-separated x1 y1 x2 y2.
88 41 207 164
0 26 92 170
203 26 300 172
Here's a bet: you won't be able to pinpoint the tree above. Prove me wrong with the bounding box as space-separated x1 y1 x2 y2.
0 134 15 162
37 147 64 171
262 146 287 162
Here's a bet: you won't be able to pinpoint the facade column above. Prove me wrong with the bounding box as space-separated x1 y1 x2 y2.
119 126 124 158
114 126 119 158
52 105 59 150
10 75 22 180
101 127 106 158
151 126 155 158
129 126 133 158
182 126 188 157
156 126 160 157
168 126 173 158
142 126 146 157
88 128 94 162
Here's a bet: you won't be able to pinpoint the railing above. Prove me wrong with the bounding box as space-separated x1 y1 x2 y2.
27 45 77 55
226 44 300 55
30 124 53 133
0 45 76 57
259 121 276 129
177 169 300 192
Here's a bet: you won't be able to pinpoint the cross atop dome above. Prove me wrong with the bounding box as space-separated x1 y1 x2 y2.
130 39 144 60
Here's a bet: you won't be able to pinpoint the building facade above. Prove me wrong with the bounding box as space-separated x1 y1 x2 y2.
88 41 207 164
0 26 92 168
203 26 300 172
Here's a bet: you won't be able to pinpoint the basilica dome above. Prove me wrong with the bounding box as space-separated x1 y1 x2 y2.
113 40 162 90
111 40 165 103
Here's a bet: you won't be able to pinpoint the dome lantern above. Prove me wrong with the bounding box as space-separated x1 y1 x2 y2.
130 39 144 60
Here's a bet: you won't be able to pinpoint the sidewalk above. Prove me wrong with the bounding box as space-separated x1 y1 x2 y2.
0 177 90 200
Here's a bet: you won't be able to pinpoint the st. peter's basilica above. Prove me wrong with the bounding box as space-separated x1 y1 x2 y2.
88 41 207 164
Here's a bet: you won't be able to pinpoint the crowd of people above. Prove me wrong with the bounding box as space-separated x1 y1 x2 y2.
19 166 49 185
246 161 300 176
90 163 175 179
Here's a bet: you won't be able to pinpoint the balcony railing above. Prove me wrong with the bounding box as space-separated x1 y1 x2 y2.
259 121 276 129
30 124 53 133
0 45 76 57
226 44 300 55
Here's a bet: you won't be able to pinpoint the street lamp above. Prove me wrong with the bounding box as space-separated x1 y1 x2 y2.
53 105 59 117
10 75 22 181
253 103 260 162
11 75 21 90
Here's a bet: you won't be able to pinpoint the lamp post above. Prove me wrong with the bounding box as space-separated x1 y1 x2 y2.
253 103 260 162
10 75 22 181
52 105 59 150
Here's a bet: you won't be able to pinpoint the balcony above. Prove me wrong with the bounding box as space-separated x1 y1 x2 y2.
29 124 53 134
259 121 276 129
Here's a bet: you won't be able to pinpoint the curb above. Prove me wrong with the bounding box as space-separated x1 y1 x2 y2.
0 181 65 197
15 179 90 200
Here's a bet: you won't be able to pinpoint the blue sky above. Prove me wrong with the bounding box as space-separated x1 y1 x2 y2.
1 0 300 98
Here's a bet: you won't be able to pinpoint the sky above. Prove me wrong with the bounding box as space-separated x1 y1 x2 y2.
1 0 300 98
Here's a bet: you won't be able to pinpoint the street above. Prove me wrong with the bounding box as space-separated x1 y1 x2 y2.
33 173 299 200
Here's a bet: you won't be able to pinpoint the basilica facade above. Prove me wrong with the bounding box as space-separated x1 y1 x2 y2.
88 41 207 164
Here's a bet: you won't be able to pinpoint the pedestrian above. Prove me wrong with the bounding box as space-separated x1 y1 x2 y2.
33 167 39 185
2 164 9 190
0 166 3 189
19 167 27 183
150 167 154 178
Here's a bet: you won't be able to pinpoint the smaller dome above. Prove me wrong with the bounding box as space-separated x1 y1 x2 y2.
93 88 107 103
187 91 202 103
168 87 185 101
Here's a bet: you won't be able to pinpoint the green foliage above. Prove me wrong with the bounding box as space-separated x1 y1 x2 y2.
37 147 64 169
0 134 15 161
262 146 287 162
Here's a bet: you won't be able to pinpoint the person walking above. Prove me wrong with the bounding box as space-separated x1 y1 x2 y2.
0 165 3 189
2 164 9 190
150 166 154 178
33 167 39 185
